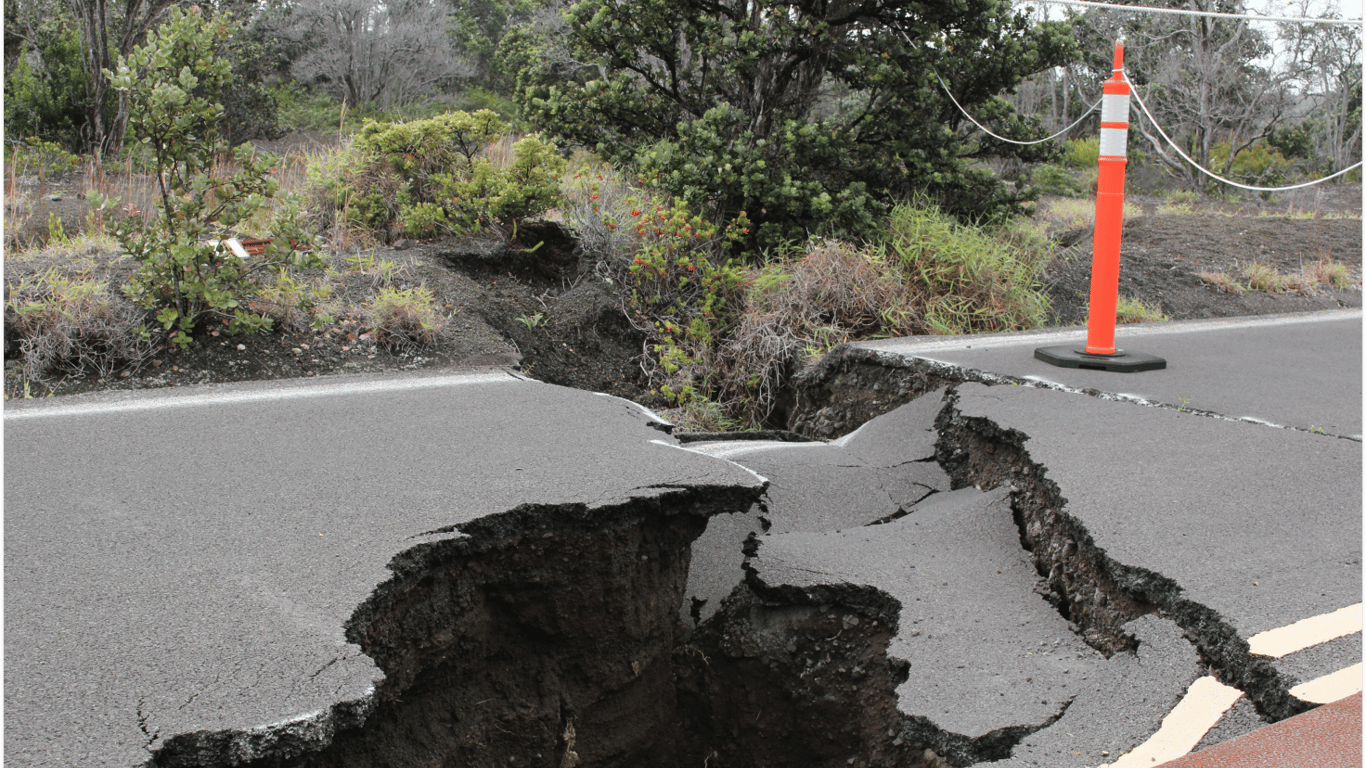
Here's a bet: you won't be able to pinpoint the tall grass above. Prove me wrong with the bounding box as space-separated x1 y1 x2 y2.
876 200 1052 334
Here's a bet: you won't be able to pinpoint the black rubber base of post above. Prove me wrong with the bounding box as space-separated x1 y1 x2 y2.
1034 346 1167 372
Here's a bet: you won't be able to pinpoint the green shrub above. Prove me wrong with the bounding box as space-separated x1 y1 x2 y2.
316 110 566 240
99 6 324 349
565 168 750 406
250 270 334 333
1210 142 1290 183
1030 163 1094 197
273 83 349 132
1062 137 1100 169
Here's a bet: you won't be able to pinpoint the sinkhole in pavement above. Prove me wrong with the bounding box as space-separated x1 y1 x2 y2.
150 378 1318 768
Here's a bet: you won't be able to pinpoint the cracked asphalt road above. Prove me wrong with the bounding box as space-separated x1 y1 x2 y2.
4 309 1359 767
4 371 763 768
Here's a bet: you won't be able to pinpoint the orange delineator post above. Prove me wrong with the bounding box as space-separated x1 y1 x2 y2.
1034 39 1166 373
1085 40 1132 355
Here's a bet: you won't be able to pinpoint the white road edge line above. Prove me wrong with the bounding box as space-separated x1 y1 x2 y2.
1247 604 1363 658
855 309 1362 355
1289 663 1364 705
2 370 518 421
1108 676 1244 767
651 439 771 485
683 441 828 460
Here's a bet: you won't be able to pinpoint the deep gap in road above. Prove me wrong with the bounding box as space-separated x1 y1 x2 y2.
932 387 1315 724
145 370 1310 768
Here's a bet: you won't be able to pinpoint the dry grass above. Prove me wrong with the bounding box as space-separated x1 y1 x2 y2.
1243 263 1290 292
1196 270 1246 295
4 269 156 385
1304 259 1356 290
1037 197 1144 231
709 240 919 426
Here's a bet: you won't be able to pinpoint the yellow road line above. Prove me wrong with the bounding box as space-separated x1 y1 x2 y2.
1247 604 1362 658
1109 676 1244 767
1102 604 1362 768
1289 663 1364 704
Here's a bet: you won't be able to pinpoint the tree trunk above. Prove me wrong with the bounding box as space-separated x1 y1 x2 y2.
67 0 178 154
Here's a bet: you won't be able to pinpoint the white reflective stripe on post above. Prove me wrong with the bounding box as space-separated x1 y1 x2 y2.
1101 92 1130 124
1099 127 1129 158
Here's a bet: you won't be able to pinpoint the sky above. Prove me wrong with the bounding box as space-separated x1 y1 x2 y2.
1016 0 1363 23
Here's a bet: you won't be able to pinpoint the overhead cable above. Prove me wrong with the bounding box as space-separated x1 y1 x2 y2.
1025 0 1363 26
937 74 1102 145
1125 69 1364 191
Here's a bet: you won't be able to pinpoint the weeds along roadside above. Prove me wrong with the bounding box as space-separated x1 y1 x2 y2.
565 168 1059 429
7 122 1360 426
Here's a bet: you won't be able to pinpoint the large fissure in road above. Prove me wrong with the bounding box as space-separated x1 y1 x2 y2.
146 374 1315 768
931 388 1314 724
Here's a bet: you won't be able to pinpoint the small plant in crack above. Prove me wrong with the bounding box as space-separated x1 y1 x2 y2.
1178 397 1190 412
516 312 545 329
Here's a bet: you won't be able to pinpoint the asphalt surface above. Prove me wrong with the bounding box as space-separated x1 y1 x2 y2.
730 309 1361 764
950 381 1360 639
857 309 1363 438
6 309 1360 768
748 487 1202 762
4 371 764 768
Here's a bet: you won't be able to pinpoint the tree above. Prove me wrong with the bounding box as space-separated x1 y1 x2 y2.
66 0 183 154
1074 0 1292 191
1278 1 1362 173
447 0 544 86
519 0 1076 248
4 1 91 147
285 0 473 109
102 6 323 348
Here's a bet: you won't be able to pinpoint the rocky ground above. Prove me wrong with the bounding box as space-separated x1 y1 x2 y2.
4 176 1360 420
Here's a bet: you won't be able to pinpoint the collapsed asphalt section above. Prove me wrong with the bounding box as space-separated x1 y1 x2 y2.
4 373 768 768
934 382 1360 722
7 311 1359 767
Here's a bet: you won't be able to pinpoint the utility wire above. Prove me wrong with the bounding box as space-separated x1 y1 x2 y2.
937 74 1102 145
1125 70 1364 191
1025 0 1363 26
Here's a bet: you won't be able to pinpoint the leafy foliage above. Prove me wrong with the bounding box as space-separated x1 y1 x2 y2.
316 110 566 239
520 0 1077 248
4 21 90 148
565 168 750 405
100 6 324 349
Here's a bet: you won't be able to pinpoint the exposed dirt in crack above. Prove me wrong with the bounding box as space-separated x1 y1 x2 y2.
146 486 765 768
674 554 951 768
931 388 1313 724
789 349 1020 440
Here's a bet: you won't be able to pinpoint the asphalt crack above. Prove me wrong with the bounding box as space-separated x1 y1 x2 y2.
933 387 1313 722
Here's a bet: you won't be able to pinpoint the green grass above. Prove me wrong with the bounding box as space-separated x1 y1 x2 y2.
878 199 1052 335
1114 296 1168 323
